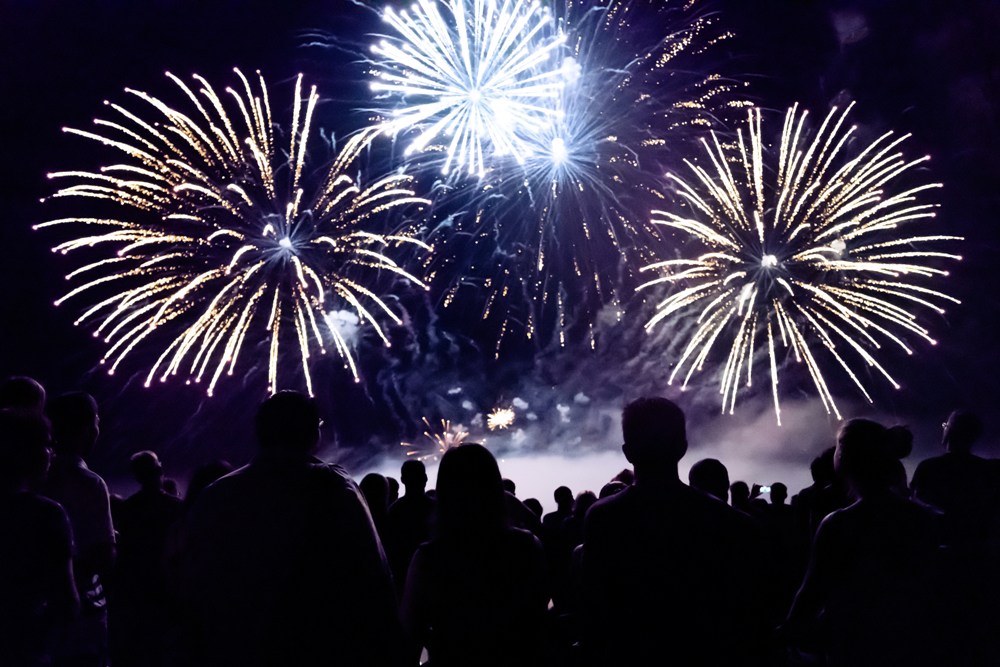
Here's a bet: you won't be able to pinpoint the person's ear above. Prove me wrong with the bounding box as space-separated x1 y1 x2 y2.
621 441 635 464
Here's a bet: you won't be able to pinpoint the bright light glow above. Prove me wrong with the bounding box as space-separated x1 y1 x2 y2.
39 70 432 397
487 406 516 430
639 103 962 423
550 137 568 165
370 0 568 176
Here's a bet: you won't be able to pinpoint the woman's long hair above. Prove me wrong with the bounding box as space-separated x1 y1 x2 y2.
435 443 508 541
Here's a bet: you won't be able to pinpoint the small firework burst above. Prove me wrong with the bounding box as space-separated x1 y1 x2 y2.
640 103 962 423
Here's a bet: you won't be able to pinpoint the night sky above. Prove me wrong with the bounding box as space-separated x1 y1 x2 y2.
2 0 999 494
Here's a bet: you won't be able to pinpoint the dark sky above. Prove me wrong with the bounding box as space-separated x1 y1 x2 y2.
2 0 999 487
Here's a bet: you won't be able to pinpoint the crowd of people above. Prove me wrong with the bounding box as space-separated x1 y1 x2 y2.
2 374 999 666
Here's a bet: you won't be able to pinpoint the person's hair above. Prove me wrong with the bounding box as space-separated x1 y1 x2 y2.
502 478 516 495
254 391 320 451
621 397 687 465
944 410 983 453
553 485 574 508
836 418 912 494
46 392 98 455
360 473 389 516
0 376 46 412
129 450 162 488
0 409 51 485
435 443 507 540
730 481 750 505
688 458 730 501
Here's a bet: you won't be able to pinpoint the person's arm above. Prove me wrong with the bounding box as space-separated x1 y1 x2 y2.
783 513 837 635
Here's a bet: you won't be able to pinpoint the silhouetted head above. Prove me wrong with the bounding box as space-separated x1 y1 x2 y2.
0 409 51 489
360 473 389 518
688 458 730 502
46 392 99 458
599 481 626 499
400 459 428 494
523 498 543 517
574 490 597 518
730 481 750 508
435 443 507 539
553 485 574 511
0 376 46 414
612 468 635 486
621 397 687 473
810 447 836 485
836 418 912 497
387 477 400 504
942 410 982 454
770 482 788 505
255 391 321 454
129 450 163 490
502 478 516 496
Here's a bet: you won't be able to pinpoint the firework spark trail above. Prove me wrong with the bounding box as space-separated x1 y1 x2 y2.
401 417 469 459
639 104 962 423
38 69 432 396
433 0 749 352
369 0 568 177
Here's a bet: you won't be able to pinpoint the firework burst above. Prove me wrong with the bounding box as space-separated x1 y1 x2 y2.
38 69 431 396
487 406 516 430
435 0 748 352
639 103 962 423
402 417 469 459
369 0 569 177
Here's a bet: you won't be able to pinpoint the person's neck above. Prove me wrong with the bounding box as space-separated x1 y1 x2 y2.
634 465 681 488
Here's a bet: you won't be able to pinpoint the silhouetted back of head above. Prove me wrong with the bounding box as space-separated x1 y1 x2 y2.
836 418 912 495
0 409 51 487
400 459 427 492
130 450 163 489
0 376 46 413
730 481 750 507
523 498 543 517
360 473 389 516
943 410 982 454
185 460 233 510
46 391 99 457
502 478 516 496
770 482 788 505
255 391 320 453
810 447 836 485
436 443 507 539
688 458 730 502
574 490 597 518
621 397 687 469
554 485 574 510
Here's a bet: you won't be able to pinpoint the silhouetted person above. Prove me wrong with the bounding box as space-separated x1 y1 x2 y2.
0 409 78 666
177 391 404 667
542 485 575 612
385 460 436 594
689 457 730 502
912 410 994 548
784 419 941 667
114 451 183 666
523 497 543 517
912 410 997 664
387 476 400 506
562 490 596 550
401 444 548 667
39 392 115 667
502 477 516 496
730 480 751 513
581 397 761 666
360 472 390 541
0 376 46 414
